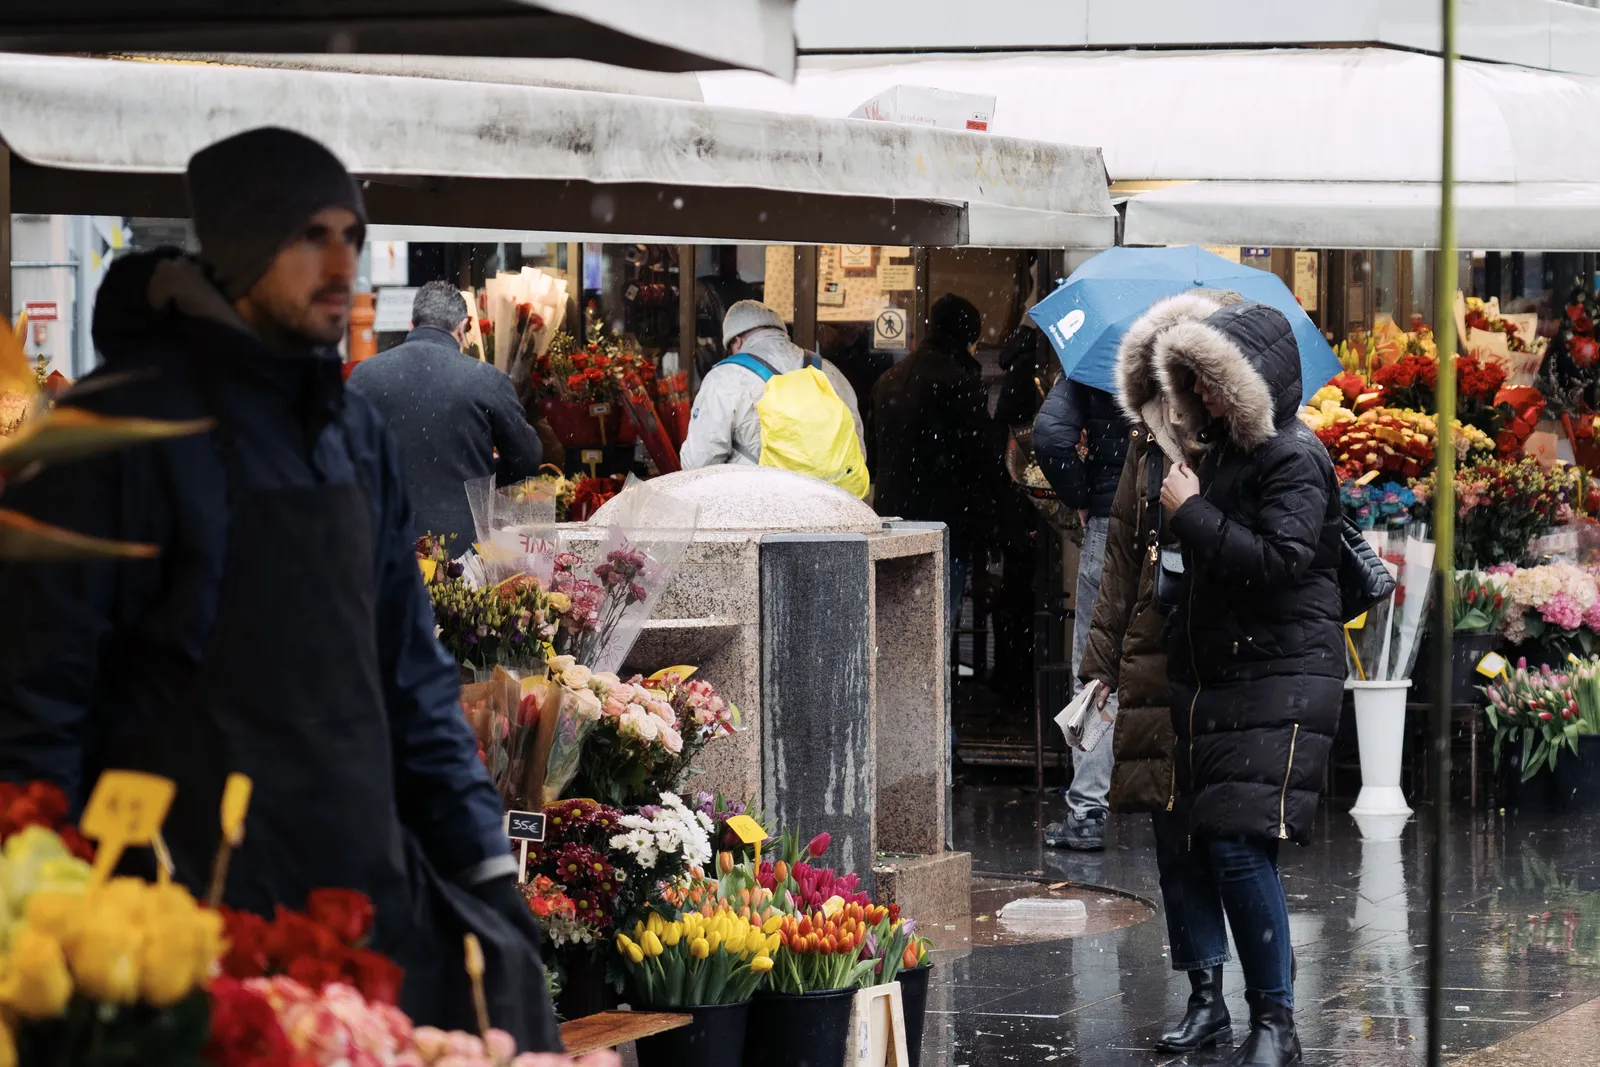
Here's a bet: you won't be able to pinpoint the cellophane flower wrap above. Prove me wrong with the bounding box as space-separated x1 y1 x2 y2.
537 658 618 804
553 480 699 675
472 477 561 589
1344 527 1435 683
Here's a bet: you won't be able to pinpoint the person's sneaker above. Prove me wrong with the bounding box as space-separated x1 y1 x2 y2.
1043 810 1107 851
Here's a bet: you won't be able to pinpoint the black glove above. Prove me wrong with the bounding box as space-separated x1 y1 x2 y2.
467 873 544 949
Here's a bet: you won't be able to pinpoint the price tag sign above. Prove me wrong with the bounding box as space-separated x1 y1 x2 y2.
418 558 438 583
648 664 699 683
580 449 604 465
1354 469 1380 487
80 770 176 884
589 403 612 417
723 814 769 867
221 773 253 846
1344 612 1367 630
1477 651 1510 678
505 810 547 843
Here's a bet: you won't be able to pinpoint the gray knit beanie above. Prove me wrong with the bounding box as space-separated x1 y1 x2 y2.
186 127 367 301
722 300 786 346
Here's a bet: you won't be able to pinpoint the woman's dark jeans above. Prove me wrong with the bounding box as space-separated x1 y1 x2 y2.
1151 813 1295 1009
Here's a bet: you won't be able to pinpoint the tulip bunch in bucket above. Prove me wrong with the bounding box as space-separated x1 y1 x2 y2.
1483 656 1600 780
614 904 776 1006
765 904 881 994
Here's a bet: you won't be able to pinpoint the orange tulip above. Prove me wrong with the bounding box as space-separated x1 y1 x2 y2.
773 861 789 884
902 943 920 968
717 852 735 875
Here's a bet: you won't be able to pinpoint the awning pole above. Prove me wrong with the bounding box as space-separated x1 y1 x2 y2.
1 143 11 324
1428 3 1457 1067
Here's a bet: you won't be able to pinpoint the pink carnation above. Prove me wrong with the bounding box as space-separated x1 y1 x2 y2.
1540 592 1585 631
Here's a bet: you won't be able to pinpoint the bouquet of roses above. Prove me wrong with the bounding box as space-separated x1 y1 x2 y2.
567 674 683 807
641 673 739 788
1490 560 1600 654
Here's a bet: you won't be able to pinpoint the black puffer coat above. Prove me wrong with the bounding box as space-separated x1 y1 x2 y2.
1033 378 1131 518
1079 291 1239 814
1157 302 1344 846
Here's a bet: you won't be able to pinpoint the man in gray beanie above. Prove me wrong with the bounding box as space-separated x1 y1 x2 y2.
0 127 559 1050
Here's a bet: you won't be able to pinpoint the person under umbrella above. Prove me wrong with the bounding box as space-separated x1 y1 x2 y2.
0 127 560 1049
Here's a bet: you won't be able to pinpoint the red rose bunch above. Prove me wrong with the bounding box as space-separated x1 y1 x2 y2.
205 976 315 1067
1457 353 1508 404
0 780 93 860
221 889 403 1005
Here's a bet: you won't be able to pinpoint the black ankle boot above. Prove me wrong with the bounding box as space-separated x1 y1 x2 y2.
1224 991 1302 1067
1155 966 1232 1053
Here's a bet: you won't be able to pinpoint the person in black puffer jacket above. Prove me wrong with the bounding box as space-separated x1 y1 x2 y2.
1034 376 1131 849
1154 301 1342 1067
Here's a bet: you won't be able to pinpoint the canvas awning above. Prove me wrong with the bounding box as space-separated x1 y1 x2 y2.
699 47 1600 250
0 0 799 79
0 53 1115 249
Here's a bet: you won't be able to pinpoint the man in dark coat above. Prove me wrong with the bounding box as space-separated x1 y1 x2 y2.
1034 373 1131 850
1155 301 1343 1067
349 281 543 550
872 294 1002 632
1078 290 1245 1055
0 128 558 1048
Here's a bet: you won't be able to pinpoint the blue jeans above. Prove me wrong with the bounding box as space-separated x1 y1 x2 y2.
1066 515 1114 820
1153 816 1294 1008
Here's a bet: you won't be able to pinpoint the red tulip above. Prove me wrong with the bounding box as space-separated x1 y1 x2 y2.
807 833 832 859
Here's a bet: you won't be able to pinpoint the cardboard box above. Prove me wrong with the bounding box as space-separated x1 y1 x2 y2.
850 85 995 132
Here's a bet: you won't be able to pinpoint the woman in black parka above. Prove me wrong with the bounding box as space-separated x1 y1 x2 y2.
1153 301 1343 1067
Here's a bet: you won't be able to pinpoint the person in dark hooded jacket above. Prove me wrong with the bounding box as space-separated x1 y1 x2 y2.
0 128 558 1049
1154 301 1343 1067
1079 289 1248 1055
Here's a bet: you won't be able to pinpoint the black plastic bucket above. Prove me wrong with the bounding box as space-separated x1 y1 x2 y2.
635 1000 747 1067
744 988 857 1067
898 966 932 1067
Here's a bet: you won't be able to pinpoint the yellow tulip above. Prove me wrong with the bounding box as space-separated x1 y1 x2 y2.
625 942 644 965
2 924 72 1018
821 896 845 918
634 921 645 940
70 914 141 1003
24 893 86 953
646 913 664 939
766 932 781 954
140 921 198 1007
706 931 722 954
0 1014 15 1067
661 922 682 948
751 955 775 974
744 928 767 955
762 915 783 935
616 934 636 957
642 931 664 958
690 938 710 960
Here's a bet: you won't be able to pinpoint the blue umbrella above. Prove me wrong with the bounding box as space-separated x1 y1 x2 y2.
1026 246 1340 406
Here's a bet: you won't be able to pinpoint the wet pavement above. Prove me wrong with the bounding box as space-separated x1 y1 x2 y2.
920 786 1600 1066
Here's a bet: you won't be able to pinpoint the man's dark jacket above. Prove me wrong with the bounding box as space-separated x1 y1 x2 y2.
349 325 542 549
870 333 1002 557
0 249 510 883
1033 378 1131 519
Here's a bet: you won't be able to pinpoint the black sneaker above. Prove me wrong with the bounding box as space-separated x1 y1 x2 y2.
1043 810 1107 851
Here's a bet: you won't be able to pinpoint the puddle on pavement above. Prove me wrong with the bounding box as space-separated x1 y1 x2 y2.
925 877 1154 950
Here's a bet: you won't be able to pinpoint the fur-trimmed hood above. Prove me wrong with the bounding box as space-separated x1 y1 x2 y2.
1113 289 1242 462
1153 301 1303 456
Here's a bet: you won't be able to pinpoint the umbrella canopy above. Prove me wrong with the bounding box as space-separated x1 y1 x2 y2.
1027 246 1340 407
0 0 797 79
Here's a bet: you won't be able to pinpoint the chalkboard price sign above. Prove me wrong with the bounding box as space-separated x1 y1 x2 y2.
506 810 547 843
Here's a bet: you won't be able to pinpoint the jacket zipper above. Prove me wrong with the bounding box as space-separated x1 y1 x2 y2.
1181 576 1198 827
1278 724 1301 840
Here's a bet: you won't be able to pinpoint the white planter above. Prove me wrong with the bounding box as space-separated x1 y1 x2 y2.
1348 679 1413 840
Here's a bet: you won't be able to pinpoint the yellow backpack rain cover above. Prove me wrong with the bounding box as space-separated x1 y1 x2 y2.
727 354 869 498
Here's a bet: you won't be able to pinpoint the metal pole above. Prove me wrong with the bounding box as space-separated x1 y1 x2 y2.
73 216 95 377
1428 4 1457 1067
0 143 11 326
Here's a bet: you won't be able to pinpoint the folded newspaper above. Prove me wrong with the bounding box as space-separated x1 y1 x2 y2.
1054 680 1117 753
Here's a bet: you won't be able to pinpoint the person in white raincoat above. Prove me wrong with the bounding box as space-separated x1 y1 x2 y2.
680 301 865 470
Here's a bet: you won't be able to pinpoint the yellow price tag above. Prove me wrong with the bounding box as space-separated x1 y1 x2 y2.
418 558 438 583
723 815 768 846
1354 469 1380 487
80 770 176 885
648 665 699 683
82 770 175 845
1476 651 1509 678
1345 613 1367 630
221 773 253 846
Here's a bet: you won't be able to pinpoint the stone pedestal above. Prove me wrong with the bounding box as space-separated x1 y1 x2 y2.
584 467 970 919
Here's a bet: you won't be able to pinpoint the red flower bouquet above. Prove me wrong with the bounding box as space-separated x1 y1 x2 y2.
0 779 93 860
220 889 404 1006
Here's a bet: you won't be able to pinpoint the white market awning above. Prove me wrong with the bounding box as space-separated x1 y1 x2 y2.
0 53 1114 249
699 47 1600 250
1121 181 1600 251
0 0 799 79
